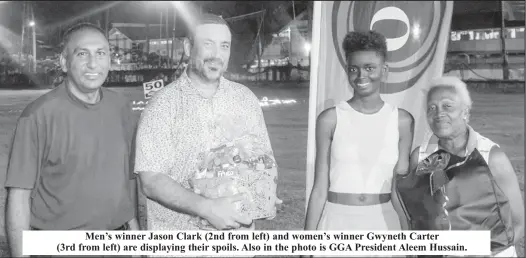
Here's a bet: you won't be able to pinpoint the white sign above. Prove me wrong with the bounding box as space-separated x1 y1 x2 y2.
143 79 164 99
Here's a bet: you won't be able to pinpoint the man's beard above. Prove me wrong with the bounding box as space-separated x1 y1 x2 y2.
190 59 224 81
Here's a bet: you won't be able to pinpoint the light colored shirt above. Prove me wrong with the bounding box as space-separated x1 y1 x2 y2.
329 101 399 194
134 71 274 230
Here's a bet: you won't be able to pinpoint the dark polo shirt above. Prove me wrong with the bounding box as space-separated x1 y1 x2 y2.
5 83 136 230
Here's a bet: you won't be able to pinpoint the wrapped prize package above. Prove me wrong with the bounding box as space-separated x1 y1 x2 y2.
189 116 278 230
396 149 514 254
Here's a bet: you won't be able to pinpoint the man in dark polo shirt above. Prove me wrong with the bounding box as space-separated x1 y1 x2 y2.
4 23 139 257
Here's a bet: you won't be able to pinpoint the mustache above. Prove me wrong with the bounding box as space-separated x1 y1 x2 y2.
204 58 224 66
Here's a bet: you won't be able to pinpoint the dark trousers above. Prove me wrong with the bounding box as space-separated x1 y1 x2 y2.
30 223 130 257
31 222 130 231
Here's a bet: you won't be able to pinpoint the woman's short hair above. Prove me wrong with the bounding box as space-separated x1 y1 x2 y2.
342 31 387 61
425 76 473 110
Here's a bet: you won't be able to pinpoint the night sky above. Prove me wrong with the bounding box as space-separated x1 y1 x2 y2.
0 1 522 45
1 1 177 32
1 1 517 33
1 1 304 46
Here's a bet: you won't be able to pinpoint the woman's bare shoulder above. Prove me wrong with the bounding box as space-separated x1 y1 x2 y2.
397 108 415 127
317 107 337 126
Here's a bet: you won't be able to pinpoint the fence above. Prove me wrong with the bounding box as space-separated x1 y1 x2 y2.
226 66 310 83
0 65 311 89
0 68 184 89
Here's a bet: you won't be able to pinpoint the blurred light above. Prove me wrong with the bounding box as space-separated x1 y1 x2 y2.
412 24 421 39
169 0 199 39
132 97 301 111
259 96 298 107
304 43 311 53
29 20 35 27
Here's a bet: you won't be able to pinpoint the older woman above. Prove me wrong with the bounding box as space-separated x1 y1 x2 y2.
397 76 524 257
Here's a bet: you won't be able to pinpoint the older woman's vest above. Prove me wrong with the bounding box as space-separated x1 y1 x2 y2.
396 127 515 254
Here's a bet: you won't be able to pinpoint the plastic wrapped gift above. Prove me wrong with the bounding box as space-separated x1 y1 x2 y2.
397 147 515 254
396 149 453 231
189 133 278 230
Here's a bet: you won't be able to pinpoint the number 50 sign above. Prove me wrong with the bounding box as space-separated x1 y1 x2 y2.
143 79 165 99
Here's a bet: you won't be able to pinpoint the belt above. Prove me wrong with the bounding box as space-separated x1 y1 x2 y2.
328 191 391 206
32 222 129 231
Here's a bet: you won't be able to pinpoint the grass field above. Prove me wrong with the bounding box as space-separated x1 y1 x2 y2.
0 81 522 257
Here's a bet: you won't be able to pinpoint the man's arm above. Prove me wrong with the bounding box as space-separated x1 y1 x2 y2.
391 109 414 230
126 105 140 231
127 178 140 230
245 90 282 207
488 146 525 244
138 172 250 229
134 90 251 230
5 188 31 257
4 113 40 257
246 90 273 155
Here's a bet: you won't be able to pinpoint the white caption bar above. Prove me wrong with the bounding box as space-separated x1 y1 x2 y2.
23 230 491 256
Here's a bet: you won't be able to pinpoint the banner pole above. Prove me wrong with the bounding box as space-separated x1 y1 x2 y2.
305 1 322 211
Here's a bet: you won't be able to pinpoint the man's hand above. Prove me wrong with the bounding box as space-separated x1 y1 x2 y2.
203 194 253 230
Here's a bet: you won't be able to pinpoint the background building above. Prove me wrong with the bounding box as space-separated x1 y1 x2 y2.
108 23 186 70
260 10 310 68
257 1 525 80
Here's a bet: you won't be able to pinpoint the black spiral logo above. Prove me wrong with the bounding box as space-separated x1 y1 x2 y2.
331 1 447 94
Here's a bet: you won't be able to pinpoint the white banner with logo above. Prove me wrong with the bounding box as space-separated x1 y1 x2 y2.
306 1 454 203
